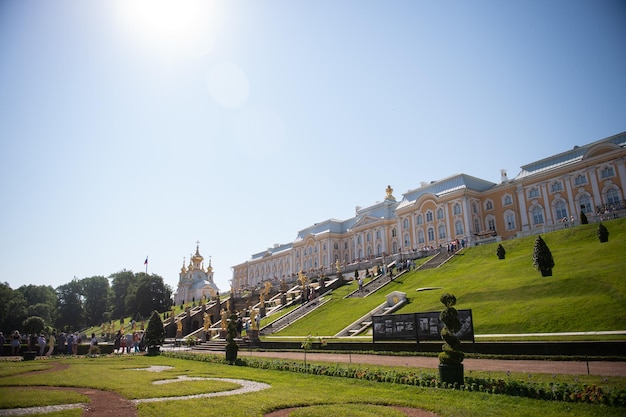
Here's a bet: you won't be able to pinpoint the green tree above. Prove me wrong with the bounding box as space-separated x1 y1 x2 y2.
0 282 28 333
22 316 45 337
133 274 173 318
110 270 137 318
56 280 85 331
16 285 58 326
144 310 165 353
532 235 555 277
81 276 111 326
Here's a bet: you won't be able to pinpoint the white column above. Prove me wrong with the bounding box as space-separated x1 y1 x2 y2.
540 182 553 224
589 169 602 207
516 185 529 230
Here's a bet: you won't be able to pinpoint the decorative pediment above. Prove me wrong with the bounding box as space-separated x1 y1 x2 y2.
352 215 383 229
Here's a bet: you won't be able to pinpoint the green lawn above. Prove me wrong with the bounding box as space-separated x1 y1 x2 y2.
274 218 626 338
1 355 623 417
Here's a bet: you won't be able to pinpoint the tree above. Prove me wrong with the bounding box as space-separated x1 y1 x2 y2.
56 280 85 331
22 316 45 337
81 276 111 326
438 293 464 386
17 285 58 326
532 235 555 277
132 274 173 318
225 313 239 364
597 222 609 243
144 310 165 354
580 210 588 225
496 244 506 260
0 282 27 333
110 270 137 318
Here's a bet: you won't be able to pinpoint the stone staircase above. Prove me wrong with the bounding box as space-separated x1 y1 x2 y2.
416 249 462 270
259 296 330 336
192 336 260 352
335 291 407 337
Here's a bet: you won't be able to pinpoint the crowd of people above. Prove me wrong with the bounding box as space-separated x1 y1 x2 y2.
0 330 86 356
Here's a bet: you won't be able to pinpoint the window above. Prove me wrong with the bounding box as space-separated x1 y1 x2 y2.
376 244 382 256
455 221 464 235
453 203 461 215
487 218 496 231
391 228 397 237
607 188 620 205
418 230 425 244
334 242 338 250
366 232 371 242
403 218 409 229
601 166 615 179
427 228 435 241
323 243 327 250
505 213 515 230
404 233 410 247
426 211 433 222
574 174 587 186
532 206 544 225
376 229 381 239
555 200 568 220
344 242 348 250
485 200 493 210
357 235 361 244
528 187 540 198
438 224 446 239
551 182 563 193
472 203 478 214
416 214 423 225
579 195 592 213
474 219 480 233
503 194 513 206
437 208 444 219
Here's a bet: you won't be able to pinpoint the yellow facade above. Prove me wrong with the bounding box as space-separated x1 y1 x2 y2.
232 132 626 291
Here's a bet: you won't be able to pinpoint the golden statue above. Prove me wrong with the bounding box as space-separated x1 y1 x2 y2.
335 260 341 273
298 271 307 287
203 312 212 332
259 292 265 307
264 281 272 295
220 308 227 330
177 318 183 333
250 309 258 330
385 185 396 201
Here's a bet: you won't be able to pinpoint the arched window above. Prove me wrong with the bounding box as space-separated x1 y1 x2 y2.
404 233 410 247
392 228 397 237
455 221 464 235
474 218 480 233
551 181 563 193
485 200 493 210
418 229 425 244
437 208 444 219
532 206 544 225
376 244 382 256
376 229 381 239
392 242 398 253
403 218 409 229
528 187 540 198
555 200 568 220
503 194 513 206
366 232 371 242
426 211 433 222
606 187 620 205
578 194 593 214
427 227 435 241
505 211 516 230
453 203 462 215
416 214 423 225
438 224 446 239
357 235 362 244
574 174 587 186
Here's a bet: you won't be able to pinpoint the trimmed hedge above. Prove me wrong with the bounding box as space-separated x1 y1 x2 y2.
164 351 626 407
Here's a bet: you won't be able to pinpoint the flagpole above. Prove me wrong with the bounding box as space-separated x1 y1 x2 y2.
145 256 148 274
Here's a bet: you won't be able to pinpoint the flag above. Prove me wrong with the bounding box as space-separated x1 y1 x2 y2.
144 257 148 265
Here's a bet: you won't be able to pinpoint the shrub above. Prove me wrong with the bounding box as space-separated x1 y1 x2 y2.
597 223 609 243
580 211 588 225
496 244 506 259
144 310 165 350
532 235 554 277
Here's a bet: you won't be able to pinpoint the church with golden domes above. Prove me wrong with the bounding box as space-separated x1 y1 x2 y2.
173 243 220 305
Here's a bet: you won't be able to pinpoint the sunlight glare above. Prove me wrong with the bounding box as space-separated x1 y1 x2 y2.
114 0 219 58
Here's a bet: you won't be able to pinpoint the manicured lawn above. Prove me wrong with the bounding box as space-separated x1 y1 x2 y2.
0 355 624 417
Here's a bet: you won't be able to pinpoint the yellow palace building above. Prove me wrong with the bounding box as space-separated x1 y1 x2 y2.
231 131 626 292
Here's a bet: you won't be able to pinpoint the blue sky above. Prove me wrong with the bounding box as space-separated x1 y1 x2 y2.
1 0 625 295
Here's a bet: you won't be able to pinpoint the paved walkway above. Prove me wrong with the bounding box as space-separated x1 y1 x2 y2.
236 350 626 377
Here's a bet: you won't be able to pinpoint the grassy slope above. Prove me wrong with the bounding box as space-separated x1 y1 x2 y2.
275 217 626 337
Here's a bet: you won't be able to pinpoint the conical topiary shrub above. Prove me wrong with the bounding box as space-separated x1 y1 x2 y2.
532 235 554 277
596 222 609 243
580 210 588 225
438 293 464 386
145 310 165 355
496 244 506 260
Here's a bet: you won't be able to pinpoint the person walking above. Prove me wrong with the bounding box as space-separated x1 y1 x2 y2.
10 331 21 355
88 333 98 355
38 334 46 356
46 333 56 356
